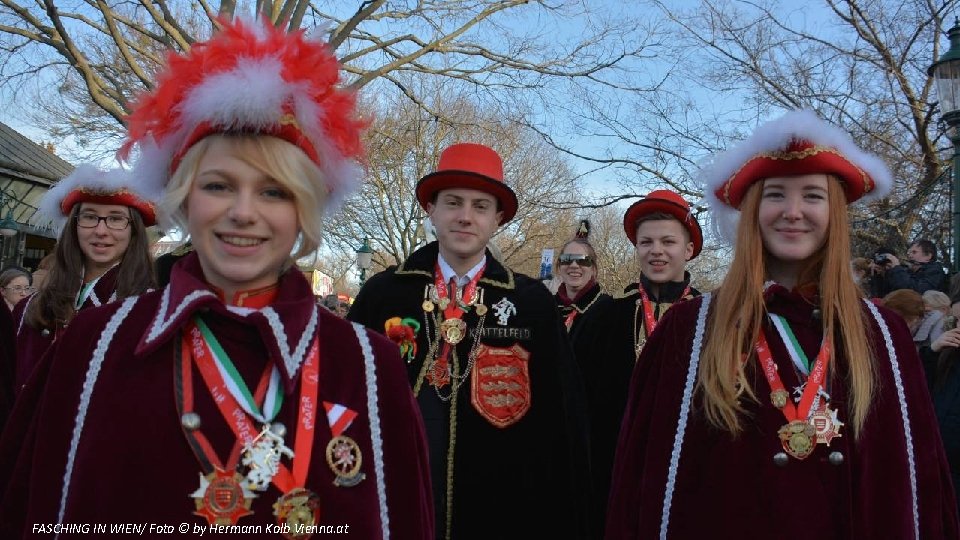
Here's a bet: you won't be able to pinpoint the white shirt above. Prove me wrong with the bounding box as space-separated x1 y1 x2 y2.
437 253 487 288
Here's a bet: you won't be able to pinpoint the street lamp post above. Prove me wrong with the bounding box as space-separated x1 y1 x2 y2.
356 238 373 287
930 17 960 272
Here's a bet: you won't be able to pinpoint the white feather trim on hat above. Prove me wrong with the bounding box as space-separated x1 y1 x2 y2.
121 17 365 223
699 109 893 245
33 164 159 235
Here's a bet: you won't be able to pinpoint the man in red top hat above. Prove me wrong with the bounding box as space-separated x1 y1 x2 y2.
349 142 591 539
573 189 702 536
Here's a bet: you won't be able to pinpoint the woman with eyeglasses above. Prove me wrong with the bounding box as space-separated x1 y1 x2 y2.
555 222 611 338
12 165 157 393
0 268 32 312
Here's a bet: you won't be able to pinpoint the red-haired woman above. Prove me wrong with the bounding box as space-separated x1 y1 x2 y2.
605 110 958 538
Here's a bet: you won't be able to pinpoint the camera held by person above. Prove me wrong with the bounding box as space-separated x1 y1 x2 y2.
872 240 947 297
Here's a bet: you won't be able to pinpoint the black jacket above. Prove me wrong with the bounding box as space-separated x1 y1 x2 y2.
573 272 699 537
882 260 947 295
348 242 592 540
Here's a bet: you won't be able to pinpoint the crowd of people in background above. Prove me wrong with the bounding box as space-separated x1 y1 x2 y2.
2 17 960 540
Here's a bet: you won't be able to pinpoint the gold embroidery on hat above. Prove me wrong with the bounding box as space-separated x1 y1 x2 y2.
720 145 871 204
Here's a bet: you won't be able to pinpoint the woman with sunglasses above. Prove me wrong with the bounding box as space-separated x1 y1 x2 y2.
574 189 702 536
0 19 432 538
12 165 157 393
606 111 958 538
555 222 611 338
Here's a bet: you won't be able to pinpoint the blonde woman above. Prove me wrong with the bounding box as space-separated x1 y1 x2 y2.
606 110 957 538
0 19 432 538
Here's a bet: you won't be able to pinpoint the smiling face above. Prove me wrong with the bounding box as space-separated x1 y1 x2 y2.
635 218 694 284
758 174 830 282
427 188 503 272
185 137 300 298
76 202 133 275
558 241 596 296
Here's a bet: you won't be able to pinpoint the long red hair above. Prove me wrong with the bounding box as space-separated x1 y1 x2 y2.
697 176 875 437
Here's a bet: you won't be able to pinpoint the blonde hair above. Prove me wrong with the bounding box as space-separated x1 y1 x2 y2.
697 177 875 437
160 134 327 259
923 290 951 313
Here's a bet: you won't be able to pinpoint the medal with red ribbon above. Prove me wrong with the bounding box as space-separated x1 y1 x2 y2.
323 402 365 487
181 317 323 539
177 333 267 525
634 282 690 356
756 329 833 460
426 262 485 389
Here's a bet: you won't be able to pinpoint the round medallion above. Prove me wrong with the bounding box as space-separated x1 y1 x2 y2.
325 435 366 487
440 318 467 345
422 300 434 312
476 304 488 316
273 487 321 540
778 420 816 460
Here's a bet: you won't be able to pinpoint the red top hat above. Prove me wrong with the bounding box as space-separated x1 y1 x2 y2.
623 189 702 259
415 143 519 224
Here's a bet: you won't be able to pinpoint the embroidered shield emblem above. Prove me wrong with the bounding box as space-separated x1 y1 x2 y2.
470 343 531 428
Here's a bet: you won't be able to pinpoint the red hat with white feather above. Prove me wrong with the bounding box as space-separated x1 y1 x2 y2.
119 17 366 223
700 109 892 244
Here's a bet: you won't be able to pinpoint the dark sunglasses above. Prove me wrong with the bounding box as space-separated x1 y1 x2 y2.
558 254 595 267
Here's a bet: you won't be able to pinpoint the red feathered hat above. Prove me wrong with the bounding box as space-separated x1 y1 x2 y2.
34 165 157 233
119 17 367 221
416 143 519 224
623 189 702 259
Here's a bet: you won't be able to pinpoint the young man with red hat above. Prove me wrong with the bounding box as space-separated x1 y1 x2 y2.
606 110 957 538
349 142 591 540
572 188 702 536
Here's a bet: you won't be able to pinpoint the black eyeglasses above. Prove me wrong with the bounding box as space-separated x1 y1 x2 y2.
76 213 131 230
558 254 596 267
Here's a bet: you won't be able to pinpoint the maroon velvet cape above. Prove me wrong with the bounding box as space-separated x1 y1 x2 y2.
12 264 120 394
0 253 434 539
606 285 959 539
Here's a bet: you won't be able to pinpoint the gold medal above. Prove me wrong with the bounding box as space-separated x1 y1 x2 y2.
190 469 256 525
440 318 467 345
274 487 321 540
475 304 488 316
325 435 366 487
422 299 434 312
778 420 816 460
770 389 789 409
